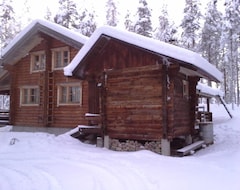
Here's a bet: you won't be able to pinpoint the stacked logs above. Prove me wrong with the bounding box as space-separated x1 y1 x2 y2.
110 139 161 154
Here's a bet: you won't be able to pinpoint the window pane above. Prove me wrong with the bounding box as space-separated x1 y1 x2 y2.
60 86 67 103
55 51 62 68
69 86 80 103
22 88 39 104
63 51 69 66
58 84 81 105
33 55 40 70
23 89 28 104
32 53 45 71
29 89 39 103
40 54 46 70
53 48 69 69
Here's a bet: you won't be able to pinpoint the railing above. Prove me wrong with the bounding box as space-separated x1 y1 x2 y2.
0 110 9 125
196 111 212 123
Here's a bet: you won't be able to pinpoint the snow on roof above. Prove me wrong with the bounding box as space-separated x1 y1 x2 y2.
2 19 88 57
64 26 222 82
197 82 224 97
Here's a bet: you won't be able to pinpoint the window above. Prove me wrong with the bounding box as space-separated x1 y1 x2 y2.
30 51 46 72
20 86 39 106
52 47 70 69
57 83 82 106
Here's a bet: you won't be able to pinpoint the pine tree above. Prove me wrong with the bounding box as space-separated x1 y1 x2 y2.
105 0 118 27
124 10 134 32
77 9 97 37
133 0 153 37
221 0 240 106
154 4 177 44
21 0 31 24
199 0 223 86
180 0 202 50
0 0 19 49
54 0 80 29
44 7 52 21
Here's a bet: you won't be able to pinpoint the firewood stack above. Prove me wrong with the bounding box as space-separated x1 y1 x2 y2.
110 139 161 154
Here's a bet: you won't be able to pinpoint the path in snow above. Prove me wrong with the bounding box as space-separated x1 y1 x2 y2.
0 104 239 190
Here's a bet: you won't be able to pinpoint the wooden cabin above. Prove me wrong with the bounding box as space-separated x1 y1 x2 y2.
65 26 222 155
0 20 89 129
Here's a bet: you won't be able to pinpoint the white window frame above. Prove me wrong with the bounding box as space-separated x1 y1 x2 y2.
57 82 82 106
52 47 70 70
20 86 40 106
30 51 46 73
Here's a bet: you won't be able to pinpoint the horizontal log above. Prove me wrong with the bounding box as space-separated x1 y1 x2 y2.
106 103 162 109
109 133 162 141
106 64 162 75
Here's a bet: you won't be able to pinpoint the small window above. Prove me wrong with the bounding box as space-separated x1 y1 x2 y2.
57 83 82 106
20 86 39 106
183 80 189 98
52 47 70 69
30 51 46 72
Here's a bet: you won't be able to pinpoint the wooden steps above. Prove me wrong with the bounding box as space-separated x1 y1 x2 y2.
0 110 9 126
71 125 103 144
177 140 205 156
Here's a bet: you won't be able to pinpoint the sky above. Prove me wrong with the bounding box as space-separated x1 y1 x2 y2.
13 0 225 29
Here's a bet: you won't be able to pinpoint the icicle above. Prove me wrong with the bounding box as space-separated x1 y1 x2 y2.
162 57 171 67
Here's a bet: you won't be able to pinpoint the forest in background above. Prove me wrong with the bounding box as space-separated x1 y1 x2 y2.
0 0 239 107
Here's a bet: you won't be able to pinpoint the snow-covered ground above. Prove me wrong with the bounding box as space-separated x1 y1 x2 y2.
0 104 239 190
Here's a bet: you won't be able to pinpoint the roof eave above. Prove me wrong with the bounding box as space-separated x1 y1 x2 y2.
2 20 87 66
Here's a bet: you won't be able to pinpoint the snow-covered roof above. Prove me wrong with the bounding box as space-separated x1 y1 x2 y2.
64 26 222 82
1 19 88 65
197 82 224 97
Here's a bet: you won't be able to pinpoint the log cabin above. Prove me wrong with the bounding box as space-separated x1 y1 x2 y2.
64 26 222 155
0 19 89 129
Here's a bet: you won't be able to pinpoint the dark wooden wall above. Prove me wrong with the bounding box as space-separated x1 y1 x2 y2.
86 38 198 141
105 65 163 141
168 74 192 138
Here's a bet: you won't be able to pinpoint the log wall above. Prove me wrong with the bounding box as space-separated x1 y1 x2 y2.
9 36 88 128
85 38 198 142
105 65 163 141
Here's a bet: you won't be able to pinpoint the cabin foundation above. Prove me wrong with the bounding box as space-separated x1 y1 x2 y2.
199 122 214 145
109 139 162 154
104 135 110 149
161 139 171 156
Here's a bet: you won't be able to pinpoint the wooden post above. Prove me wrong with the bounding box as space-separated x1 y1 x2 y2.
100 72 107 137
104 135 110 149
217 95 233 118
162 64 168 139
161 139 170 156
207 98 210 112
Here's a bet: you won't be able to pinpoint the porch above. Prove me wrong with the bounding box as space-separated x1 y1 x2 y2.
0 109 9 126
